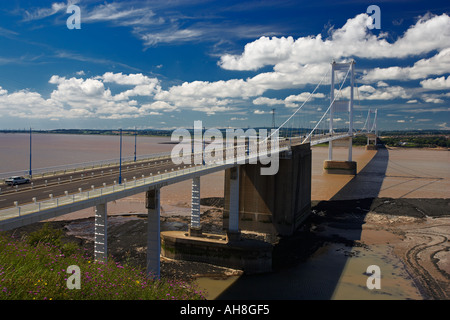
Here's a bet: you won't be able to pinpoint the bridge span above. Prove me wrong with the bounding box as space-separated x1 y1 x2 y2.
0 60 380 277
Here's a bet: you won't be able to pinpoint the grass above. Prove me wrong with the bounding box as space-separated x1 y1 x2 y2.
0 224 205 300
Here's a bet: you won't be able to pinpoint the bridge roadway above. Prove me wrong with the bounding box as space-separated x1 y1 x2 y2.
0 153 175 209
0 133 357 209
0 132 358 227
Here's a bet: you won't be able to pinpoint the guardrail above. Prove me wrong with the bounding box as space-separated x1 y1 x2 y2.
0 151 172 183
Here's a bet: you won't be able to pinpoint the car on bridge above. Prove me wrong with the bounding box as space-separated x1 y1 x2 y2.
5 176 30 186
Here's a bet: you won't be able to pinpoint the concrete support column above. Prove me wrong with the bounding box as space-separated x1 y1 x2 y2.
94 202 107 262
328 140 333 160
146 188 161 278
189 176 202 236
227 166 240 241
348 60 355 162
365 134 378 150
348 137 353 162
329 61 335 161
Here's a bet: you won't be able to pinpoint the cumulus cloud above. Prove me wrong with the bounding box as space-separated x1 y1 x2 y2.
0 89 63 119
252 92 327 109
253 109 266 114
342 85 411 100
192 12 450 117
219 13 450 71
362 48 450 82
424 97 444 104
253 97 284 106
285 92 325 104
140 101 176 114
420 75 450 90
100 72 159 86
0 73 166 120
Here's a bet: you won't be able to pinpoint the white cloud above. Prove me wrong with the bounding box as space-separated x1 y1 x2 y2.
140 101 176 114
252 92 326 109
155 80 255 103
285 92 325 103
214 12 450 116
284 92 326 107
138 27 204 47
0 73 167 120
100 72 159 86
362 48 450 82
84 2 162 26
192 105 233 115
400 107 450 113
254 109 266 114
146 12 444 118
420 75 450 90
219 13 450 71
22 2 68 21
424 97 444 104
252 97 284 106
342 85 411 100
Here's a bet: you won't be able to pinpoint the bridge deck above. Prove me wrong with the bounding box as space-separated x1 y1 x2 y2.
0 132 365 230
0 143 290 230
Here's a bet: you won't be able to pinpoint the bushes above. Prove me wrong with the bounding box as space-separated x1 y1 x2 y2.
0 224 205 300
25 222 79 256
381 135 449 148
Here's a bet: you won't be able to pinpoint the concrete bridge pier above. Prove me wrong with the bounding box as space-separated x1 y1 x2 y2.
366 134 378 150
227 166 241 242
94 202 107 262
146 188 161 278
189 176 202 236
323 138 357 175
223 143 311 237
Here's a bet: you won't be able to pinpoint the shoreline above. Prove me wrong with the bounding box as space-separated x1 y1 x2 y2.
3 196 449 300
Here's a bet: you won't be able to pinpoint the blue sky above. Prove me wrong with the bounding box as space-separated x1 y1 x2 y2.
0 0 449 131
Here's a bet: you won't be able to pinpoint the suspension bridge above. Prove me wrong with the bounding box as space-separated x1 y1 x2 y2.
0 60 379 276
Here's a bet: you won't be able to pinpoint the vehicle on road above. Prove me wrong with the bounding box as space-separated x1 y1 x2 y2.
5 176 30 186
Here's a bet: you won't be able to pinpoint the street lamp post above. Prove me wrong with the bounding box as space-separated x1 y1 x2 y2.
29 127 32 178
134 126 137 162
119 129 123 184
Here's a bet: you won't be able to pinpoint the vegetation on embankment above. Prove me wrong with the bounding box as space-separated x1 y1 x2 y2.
379 135 449 148
0 223 205 300
314 134 449 149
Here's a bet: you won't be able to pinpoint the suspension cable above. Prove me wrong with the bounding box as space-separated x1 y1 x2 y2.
302 64 351 144
261 66 331 143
